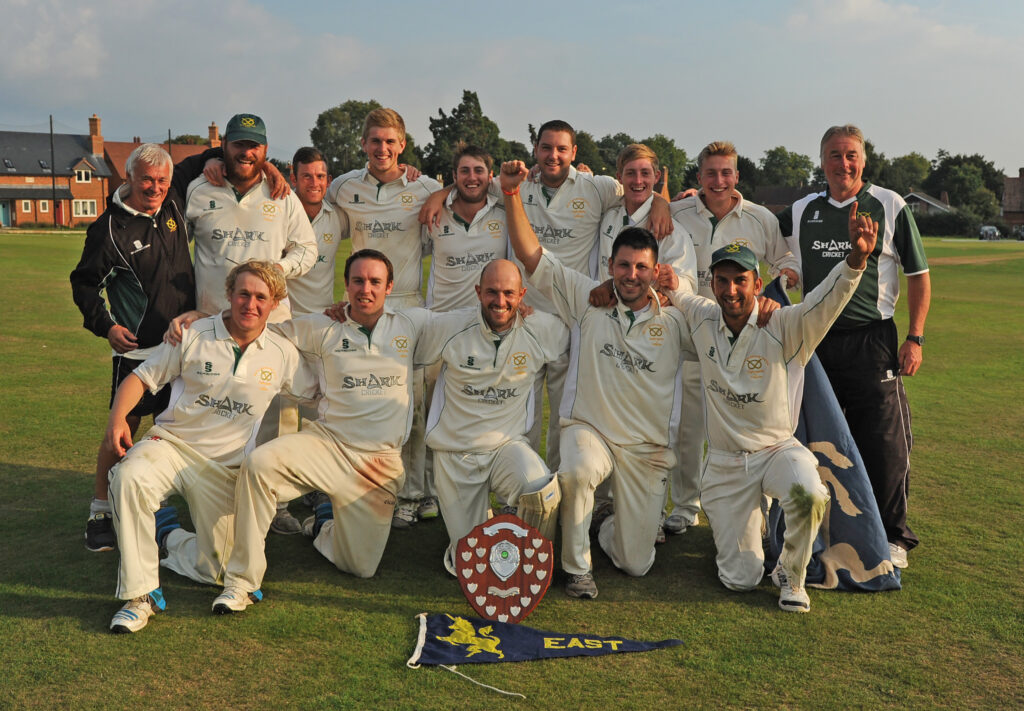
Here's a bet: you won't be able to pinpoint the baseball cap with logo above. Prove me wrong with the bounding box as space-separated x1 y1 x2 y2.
224 114 267 145
709 243 759 273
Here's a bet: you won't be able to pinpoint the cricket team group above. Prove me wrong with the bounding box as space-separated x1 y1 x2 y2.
70 107 930 633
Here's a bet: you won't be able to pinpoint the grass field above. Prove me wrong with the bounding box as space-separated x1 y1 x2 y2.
0 233 1022 710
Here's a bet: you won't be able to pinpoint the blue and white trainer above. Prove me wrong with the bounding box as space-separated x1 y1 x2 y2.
212 587 263 614
110 587 166 633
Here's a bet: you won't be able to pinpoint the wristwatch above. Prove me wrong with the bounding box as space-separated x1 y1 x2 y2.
905 334 925 346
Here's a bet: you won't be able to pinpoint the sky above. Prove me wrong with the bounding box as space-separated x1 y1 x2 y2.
2 0 1023 177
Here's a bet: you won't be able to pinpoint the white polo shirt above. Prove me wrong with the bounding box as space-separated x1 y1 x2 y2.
287 201 349 315
134 314 309 468
671 190 800 297
271 307 432 452
416 307 568 452
597 195 698 293
424 193 509 311
501 168 623 313
185 176 317 320
529 251 695 449
326 166 442 302
669 260 863 453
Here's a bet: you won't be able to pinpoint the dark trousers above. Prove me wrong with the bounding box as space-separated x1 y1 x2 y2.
816 318 919 550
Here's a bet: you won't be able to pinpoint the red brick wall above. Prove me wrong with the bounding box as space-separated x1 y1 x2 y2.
0 173 108 227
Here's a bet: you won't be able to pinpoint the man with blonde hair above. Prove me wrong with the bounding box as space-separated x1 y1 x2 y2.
105 261 310 633
664 140 800 537
777 124 930 570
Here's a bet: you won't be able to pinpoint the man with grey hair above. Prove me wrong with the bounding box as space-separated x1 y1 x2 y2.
71 142 218 552
777 124 931 570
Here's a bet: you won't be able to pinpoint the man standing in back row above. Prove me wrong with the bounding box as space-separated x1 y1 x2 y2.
325 108 443 529
777 124 930 570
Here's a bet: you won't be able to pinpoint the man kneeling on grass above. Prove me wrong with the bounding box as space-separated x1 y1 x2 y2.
664 204 878 612
106 261 310 633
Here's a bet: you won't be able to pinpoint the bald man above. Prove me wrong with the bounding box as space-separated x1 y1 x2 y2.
417 259 568 571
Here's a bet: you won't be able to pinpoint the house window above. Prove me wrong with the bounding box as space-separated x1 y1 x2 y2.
75 169 92 183
21 200 32 213
73 199 97 217
39 159 50 171
40 200 49 213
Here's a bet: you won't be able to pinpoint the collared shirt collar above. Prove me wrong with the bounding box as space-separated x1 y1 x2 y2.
696 188 744 219
215 312 268 349
475 304 524 337
361 163 408 188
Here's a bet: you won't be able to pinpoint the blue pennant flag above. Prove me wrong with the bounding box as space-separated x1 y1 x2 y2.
407 613 683 666
762 278 901 592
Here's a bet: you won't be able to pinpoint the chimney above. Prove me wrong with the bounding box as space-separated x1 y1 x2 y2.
940 191 950 205
1019 167 1024 180
208 121 220 148
88 114 103 155
133 136 140 143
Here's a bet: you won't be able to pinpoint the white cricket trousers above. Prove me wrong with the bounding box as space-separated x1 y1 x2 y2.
225 421 404 589
558 423 674 577
433 439 550 561
108 427 236 600
701 437 829 591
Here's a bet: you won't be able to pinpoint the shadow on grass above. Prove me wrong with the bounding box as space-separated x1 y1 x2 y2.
0 461 787 631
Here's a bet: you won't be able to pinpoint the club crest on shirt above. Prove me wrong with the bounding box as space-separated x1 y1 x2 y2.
744 355 766 380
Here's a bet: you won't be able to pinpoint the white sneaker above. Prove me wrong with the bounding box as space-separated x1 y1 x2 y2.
391 499 418 530
212 587 263 615
771 563 810 613
664 512 695 535
888 542 909 569
110 588 165 633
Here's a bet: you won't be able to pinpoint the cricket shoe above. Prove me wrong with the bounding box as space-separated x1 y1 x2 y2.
771 563 810 613
888 542 909 569
663 512 696 535
270 507 302 535
212 587 263 615
391 499 418 530
565 572 599 599
85 511 116 552
655 511 667 545
110 588 166 633
417 496 440 520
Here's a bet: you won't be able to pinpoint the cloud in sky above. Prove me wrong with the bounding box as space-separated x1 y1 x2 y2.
1 0 1021 172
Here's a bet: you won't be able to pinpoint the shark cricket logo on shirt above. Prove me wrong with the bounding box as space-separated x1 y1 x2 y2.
811 238 851 259
355 219 403 240
445 251 495 272
342 371 405 396
706 379 763 409
599 343 656 374
531 222 574 245
194 393 256 419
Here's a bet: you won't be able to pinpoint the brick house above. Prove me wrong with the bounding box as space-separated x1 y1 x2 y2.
1001 168 1024 231
903 190 953 216
0 115 219 228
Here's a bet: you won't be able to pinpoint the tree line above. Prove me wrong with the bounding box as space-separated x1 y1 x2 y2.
302 90 1006 233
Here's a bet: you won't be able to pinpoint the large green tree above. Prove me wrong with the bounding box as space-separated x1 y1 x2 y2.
423 90 528 181
881 152 930 195
759 146 815 188
309 99 421 177
924 150 1003 202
